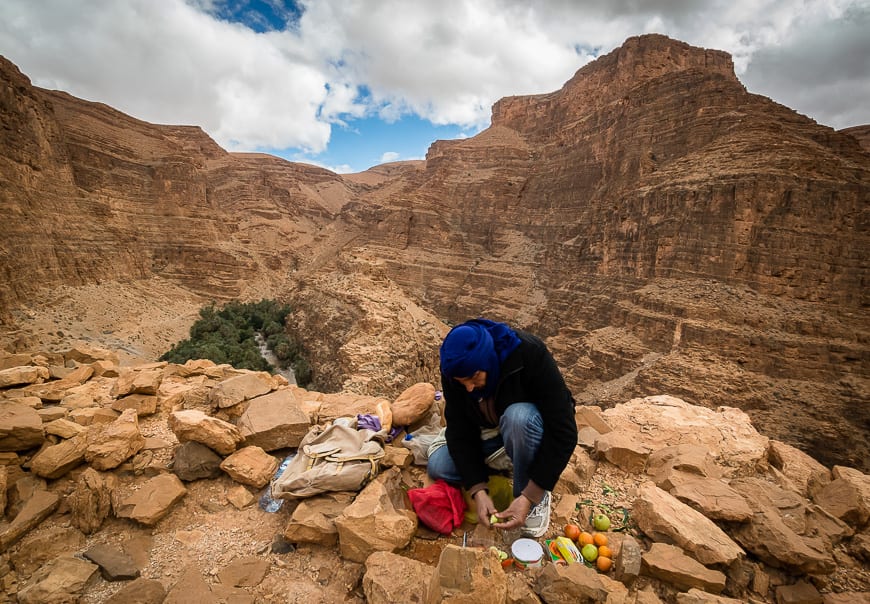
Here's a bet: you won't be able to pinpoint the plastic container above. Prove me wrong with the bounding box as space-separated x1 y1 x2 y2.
258 454 295 513
511 538 544 569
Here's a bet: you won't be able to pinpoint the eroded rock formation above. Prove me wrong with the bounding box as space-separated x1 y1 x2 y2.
0 34 867 473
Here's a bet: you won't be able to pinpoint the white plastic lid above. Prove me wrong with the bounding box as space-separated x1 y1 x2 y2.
511 538 544 562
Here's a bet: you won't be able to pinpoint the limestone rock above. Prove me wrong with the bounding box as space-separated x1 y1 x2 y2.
335 467 417 563
668 475 754 522
283 492 355 546
111 393 158 416
69 407 119 426
646 444 724 483
382 444 413 469
64 343 119 365
226 484 255 509
29 433 88 479
775 581 823 604
594 430 651 473
533 559 628 604
0 365 49 388
0 401 45 451
642 542 726 593
36 406 68 422
208 372 272 408
169 409 243 455
237 389 310 451
114 473 187 526
363 550 435 604
632 481 744 566
575 406 613 434
426 544 507 604
104 577 166 604
217 555 270 587
26 365 95 402
615 534 643 586
164 564 214 604
675 589 746 603
44 417 87 439
0 464 6 516
172 440 223 481
85 407 146 470
219 445 278 488
768 440 831 497
0 489 60 550
9 525 87 577
391 382 435 426
69 467 117 534
16 555 98 604
83 543 141 580
810 465 870 528
111 363 165 397
602 396 769 475
729 477 838 574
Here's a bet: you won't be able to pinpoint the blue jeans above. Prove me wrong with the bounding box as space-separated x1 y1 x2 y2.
427 402 544 497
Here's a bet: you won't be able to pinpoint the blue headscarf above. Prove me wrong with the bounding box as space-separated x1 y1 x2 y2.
439 319 522 398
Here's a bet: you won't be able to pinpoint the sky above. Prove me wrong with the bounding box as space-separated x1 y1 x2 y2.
1 1 867 174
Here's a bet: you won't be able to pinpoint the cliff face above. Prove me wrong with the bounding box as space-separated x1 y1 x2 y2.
0 35 868 470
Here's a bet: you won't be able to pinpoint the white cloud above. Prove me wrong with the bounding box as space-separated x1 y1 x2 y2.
379 151 400 163
0 0 867 160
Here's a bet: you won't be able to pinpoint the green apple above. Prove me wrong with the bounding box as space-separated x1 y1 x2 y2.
592 513 611 531
581 543 599 562
490 514 500 526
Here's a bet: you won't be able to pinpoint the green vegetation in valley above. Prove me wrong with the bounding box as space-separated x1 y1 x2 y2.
159 299 311 386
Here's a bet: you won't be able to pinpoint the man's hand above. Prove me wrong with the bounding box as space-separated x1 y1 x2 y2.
473 489 497 526
492 494 532 530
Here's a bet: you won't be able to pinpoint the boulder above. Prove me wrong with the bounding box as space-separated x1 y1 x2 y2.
675 589 745 603
594 430 652 473
29 433 88 479
533 561 628 604
111 393 158 416
172 440 223 481
632 481 744 566
16 555 98 604
69 407 119 426
26 365 95 402
575 405 613 434
0 401 45 451
729 478 840 574
364 550 435 604
775 581 823 604
283 492 356 546
44 417 87 439
9 526 87 576
391 382 435 426
0 365 49 388
114 473 187 526
169 409 243 455
603 396 769 475
111 363 165 397
36 406 68 422
646 444 724 482
768 440 831 497
810 465 870 528
220 446 278 488
237 389 310 451
69 467 117 534
85 408 146 470
642 542 726 593
335 467 417 563
668 475 754 522
426 544 507 604
208 372 273 408
83 543 141 580
0 490 59 550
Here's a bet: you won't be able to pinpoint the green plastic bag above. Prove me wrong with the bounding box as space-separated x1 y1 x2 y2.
463 475 514 523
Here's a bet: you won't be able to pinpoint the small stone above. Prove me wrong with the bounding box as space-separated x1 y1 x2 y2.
104 578 166 604
226 484 256 509
83 543 141 581
172 441 223 481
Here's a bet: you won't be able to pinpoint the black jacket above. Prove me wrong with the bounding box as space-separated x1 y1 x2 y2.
441 330 577 493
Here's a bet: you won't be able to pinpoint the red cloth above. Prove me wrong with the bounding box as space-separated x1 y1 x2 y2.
407 480 467 534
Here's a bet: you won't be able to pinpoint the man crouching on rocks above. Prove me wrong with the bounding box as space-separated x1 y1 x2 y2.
427 318 577 537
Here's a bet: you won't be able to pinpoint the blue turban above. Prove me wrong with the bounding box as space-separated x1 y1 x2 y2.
440 319 521 397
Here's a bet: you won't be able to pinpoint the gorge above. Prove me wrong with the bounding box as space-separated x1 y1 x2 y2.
0 33 867 473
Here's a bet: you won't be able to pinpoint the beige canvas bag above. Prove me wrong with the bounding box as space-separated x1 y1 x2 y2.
271 422 385 500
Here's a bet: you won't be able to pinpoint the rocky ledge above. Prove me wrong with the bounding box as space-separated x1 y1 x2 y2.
0 344 868 603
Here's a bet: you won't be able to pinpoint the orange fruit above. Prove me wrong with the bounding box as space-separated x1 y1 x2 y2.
598 545 613 559
578 532 594 546
593 533 608 547
596 556 612 572
564 524 581 542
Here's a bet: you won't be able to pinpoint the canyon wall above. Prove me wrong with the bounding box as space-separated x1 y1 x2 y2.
0 35 867 470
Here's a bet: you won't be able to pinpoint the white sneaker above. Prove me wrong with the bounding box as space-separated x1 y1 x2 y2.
521 491 551 538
